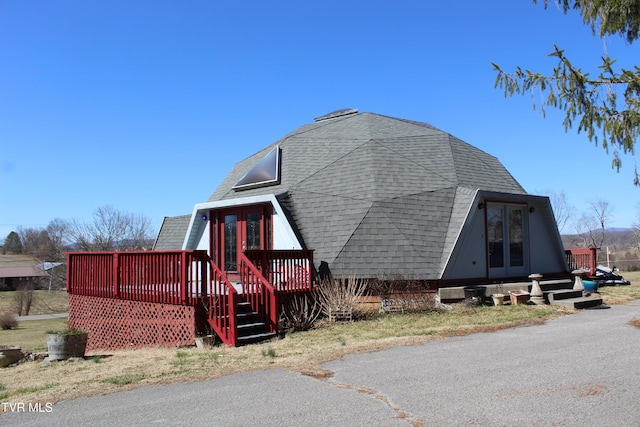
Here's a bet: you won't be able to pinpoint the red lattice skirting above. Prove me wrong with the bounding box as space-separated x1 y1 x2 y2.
69 294 205 351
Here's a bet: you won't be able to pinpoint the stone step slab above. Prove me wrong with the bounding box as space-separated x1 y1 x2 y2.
549 296 603 309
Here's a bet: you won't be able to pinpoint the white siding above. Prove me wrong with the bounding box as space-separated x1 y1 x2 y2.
183 194 302 252
272 206 302 250
195 222 209 251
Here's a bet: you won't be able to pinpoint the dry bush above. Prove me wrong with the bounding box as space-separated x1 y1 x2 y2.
316 275 369 319
402 292 438 312
280 294 322 331
0 310 18 330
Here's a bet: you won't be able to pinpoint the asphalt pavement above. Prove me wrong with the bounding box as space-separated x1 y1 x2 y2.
3 301 640 426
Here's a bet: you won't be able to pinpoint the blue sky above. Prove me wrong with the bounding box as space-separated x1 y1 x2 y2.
1 0 638 240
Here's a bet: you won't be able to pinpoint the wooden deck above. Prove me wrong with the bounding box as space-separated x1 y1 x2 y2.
66 249 314 348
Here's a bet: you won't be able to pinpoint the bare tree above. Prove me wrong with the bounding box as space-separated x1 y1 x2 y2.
591 199 612 249
573 213 599 248
545 190 573 233
46 218 72 261
13 283 35 316
18 227 56 261
71 205 155 251
573 199 613 249
12 225 68 290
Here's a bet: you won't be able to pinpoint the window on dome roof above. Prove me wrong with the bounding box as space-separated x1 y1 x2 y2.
233 146 281 190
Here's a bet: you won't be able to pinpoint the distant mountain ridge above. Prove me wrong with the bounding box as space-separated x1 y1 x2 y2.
561 228 640 271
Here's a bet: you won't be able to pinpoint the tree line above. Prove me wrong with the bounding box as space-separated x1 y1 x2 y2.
1 205 156 262
549 191 640 269
1 206 156 291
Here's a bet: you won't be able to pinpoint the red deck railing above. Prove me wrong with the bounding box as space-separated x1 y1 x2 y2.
66 248 315 347
205 258 238 347
244 249 314 293
565 247 597 276
66 250 209 305
239 252 278 334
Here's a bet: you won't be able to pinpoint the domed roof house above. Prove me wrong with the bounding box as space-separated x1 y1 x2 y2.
68 109 573 349
156 109 567 283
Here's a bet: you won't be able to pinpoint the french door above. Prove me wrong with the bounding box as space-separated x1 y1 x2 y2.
213 205 271 278
486 203 528 278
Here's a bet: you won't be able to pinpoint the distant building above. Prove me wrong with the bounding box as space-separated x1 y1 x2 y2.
0 255 48 290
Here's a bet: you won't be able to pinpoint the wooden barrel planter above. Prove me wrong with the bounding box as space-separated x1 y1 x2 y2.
0 345 22 368
46 331 88 360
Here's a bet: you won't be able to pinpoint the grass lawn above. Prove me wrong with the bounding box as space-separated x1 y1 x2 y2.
0 318 69 353
0 303 568 410
0 272 638 412
0 290 68 316
595 270 640 305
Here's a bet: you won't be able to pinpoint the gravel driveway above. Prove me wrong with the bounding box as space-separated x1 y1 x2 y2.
3 301 640 426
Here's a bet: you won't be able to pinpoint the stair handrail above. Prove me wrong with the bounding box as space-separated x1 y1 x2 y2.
205 257 239 347
238 252 278 334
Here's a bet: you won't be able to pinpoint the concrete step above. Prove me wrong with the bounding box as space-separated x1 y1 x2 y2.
237 322 269 337
549 295 603 309
539 279 573 292
237 321 266 329
545 289 583 303
237 331 277 344
438 277 573 303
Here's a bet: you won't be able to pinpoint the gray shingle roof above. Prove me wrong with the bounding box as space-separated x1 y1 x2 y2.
207 112 527 279
153 215 191 250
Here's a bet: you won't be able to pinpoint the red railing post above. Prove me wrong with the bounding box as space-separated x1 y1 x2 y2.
180 251 188 304
308 250 314 289
261 250 268 279
589 247 597 276
229 291 238 347
65 253 72 293
200 252 208 299
113 252 120 299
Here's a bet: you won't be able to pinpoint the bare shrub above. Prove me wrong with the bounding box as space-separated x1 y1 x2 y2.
280 294 322 331
403 291 438 312
0 310 18 330
316 275 369 320
13 283 35 316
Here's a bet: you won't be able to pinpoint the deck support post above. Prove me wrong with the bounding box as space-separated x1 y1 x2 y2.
528 273 545 305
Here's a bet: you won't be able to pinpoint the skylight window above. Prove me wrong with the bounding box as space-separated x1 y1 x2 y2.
233 146 281 190
314 108 358 122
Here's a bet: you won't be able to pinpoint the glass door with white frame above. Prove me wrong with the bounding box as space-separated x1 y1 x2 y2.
486 203 528 278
